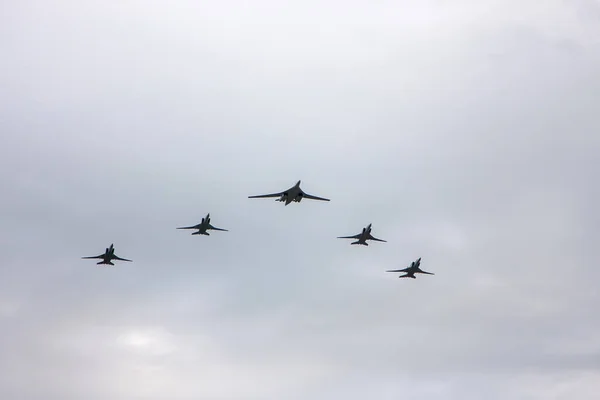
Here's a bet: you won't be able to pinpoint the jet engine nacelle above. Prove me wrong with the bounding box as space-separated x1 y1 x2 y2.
277 193 288 202
295 194 303 202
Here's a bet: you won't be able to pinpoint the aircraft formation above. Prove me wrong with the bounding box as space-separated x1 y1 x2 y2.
82 179 434 280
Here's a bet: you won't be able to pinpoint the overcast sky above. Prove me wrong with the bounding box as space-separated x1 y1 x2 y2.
1 1 599 399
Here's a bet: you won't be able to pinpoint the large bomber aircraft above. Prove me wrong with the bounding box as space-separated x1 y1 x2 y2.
177 213 228 235
337 223 387 246
386 257 433 279
248 180 330 206
82 244 132 265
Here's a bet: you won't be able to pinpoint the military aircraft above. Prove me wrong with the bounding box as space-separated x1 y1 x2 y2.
337 223 387 246
82 244 132 265
386 257 433 279
176 213 228 235
248 180 330 206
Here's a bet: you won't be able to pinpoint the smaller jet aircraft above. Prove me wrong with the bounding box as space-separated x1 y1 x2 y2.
386 257 433 279
248 180 330 206
82 244 132 265
177 213 228 235
337 223 387 246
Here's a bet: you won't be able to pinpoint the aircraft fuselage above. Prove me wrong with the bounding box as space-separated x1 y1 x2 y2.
354 224 372 245
98 245 119 264
97 252 113 265
276 181 302 205
191 214 211 234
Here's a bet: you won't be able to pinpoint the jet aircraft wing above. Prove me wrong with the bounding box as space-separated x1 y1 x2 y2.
337 234 362 239
82 254 104 259
386 268 410 272
248 192 283 199
301 192 330 201
367 233 387 242
177 224 201 230
208 224 228 232
112 255 132 262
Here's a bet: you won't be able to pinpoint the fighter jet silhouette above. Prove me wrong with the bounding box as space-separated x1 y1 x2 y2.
176 213 228 235
248 180 330 206
82 244 132 265
337 223 387 246
386 257 433 279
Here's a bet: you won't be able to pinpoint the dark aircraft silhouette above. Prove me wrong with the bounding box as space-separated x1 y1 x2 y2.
82 244 132 265
177 213 228 235
337 223 387 246
248 180 330 206
386 257 433 279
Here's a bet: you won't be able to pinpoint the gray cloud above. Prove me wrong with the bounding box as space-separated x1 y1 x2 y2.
1 1 599 399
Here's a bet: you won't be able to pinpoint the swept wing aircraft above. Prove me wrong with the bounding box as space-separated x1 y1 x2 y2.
337 223 387 246
177 213 228 235
82 244 132 265
248 180 330 206
386 257 434 279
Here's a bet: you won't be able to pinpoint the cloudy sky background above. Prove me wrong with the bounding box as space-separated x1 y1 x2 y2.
1 0 599 399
